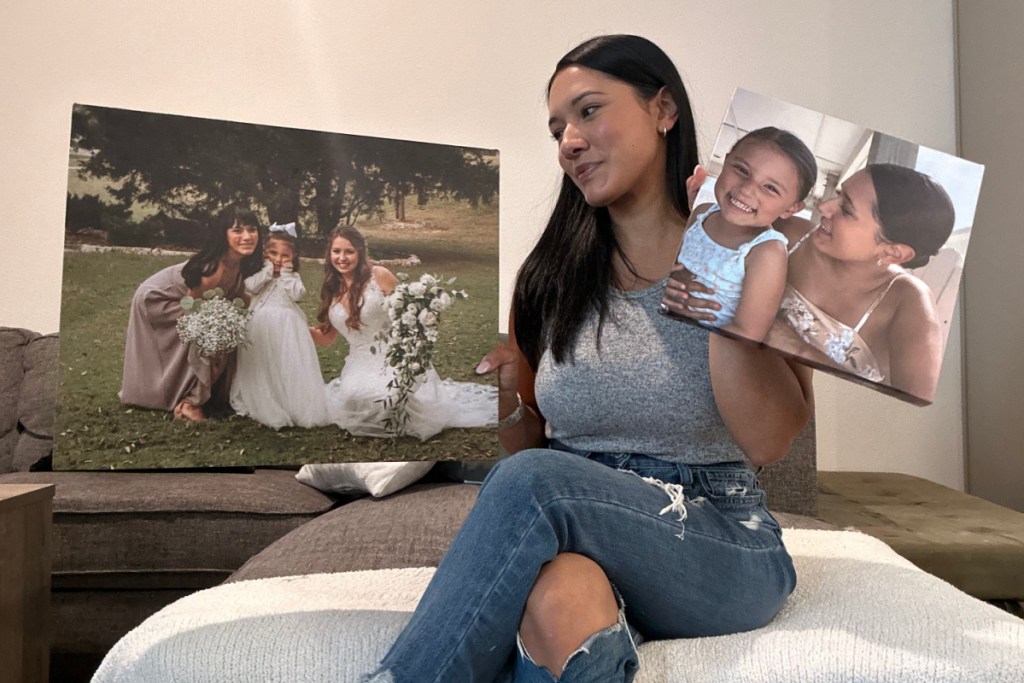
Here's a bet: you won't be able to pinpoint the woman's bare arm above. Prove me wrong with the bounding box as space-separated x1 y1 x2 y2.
476 308 547 454
372 265 399 296
886 277 943 403
709 336 814 466
310 325 338 347
721 240 788 342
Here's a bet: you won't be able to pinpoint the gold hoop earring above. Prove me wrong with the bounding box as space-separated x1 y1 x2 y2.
659 127 667 138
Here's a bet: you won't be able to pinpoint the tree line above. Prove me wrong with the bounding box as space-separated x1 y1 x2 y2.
67 104 498 243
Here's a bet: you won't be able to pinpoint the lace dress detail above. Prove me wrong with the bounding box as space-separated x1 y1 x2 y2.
777 225 903 382
777 285 896 381
676 203 788 326
324 278 497 440
230 267 329 428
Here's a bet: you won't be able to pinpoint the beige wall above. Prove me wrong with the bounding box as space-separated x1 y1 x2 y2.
957 0 1024 511
0 1 964 488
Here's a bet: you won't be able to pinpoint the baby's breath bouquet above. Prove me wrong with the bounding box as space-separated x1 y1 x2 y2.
176 288 252 357
374 273 468 436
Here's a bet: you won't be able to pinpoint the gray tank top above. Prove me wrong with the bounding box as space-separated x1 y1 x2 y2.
534 278 745 464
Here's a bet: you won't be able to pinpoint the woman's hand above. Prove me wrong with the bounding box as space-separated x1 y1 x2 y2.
685 164 708 212
660 264 720 322
310 324 337 347
476 333 546 454
475 344 520 398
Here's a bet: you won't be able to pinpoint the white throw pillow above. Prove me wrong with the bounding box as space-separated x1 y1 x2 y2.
296 462 435 498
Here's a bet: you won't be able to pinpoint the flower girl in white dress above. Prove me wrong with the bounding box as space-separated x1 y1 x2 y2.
230 223 328 429
311 226 497 440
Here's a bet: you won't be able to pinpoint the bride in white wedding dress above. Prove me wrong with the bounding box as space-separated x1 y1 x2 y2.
311 226 497 441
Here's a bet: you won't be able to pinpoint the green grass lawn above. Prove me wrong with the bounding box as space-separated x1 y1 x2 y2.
55 201 500 470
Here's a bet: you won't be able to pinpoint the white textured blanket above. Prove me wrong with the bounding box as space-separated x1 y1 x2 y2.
92 530 1024 683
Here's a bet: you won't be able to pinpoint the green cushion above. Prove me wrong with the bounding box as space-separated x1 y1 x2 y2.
817 471 1024 600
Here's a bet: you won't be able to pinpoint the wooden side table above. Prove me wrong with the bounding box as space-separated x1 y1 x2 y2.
1 484 54 683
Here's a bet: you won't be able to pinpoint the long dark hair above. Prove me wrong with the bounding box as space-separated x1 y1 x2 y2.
316 225 373 332
514 35 700 369
867 163 955 269
181 205 263 289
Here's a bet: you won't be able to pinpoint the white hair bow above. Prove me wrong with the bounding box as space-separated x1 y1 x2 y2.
268 222 297 238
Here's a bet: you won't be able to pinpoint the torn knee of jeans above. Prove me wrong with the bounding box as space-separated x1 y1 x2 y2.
559 617 640 679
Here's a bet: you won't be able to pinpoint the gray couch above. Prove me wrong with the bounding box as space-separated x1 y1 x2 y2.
0 327 826 682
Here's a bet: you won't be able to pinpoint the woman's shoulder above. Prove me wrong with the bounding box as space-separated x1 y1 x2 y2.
692 202 715 220
370 265 398 293
888 271 935 312
682 202 714 233
138 262 188 289
775 215 815 245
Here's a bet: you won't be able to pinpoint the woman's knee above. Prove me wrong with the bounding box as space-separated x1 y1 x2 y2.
519 553 620 673
526 553 618 624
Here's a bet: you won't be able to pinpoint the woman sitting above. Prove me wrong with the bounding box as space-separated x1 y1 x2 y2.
119 205 263 421
363 34 813 682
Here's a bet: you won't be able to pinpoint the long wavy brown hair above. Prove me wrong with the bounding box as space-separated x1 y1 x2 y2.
316 225 373 332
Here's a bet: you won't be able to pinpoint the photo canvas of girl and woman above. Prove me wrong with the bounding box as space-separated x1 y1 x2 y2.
55 104 499 470
660 89 984 406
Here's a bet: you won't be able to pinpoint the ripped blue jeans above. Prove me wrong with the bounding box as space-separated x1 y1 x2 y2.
365 445 796 682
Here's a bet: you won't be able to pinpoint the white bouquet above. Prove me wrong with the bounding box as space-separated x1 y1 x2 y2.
374 273 468 436
176 288 252 357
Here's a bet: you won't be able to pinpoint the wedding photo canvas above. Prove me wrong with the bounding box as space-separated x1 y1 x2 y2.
667 89 983 405
55 104 499 470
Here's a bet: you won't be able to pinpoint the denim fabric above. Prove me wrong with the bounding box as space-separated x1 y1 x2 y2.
365 446 796 682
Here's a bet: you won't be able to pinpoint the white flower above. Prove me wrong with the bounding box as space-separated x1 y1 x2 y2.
176 294 251 357
430 292 452 311
418 309 438 327
824 329 856 365
372 273 469 437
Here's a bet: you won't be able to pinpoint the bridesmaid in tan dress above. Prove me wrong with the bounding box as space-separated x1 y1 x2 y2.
119 205 263 421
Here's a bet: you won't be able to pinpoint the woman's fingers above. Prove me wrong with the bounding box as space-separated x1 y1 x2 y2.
661 292 719 322
667 263 716 296
684 164 708 212
661 265 720 322
475 344 519 393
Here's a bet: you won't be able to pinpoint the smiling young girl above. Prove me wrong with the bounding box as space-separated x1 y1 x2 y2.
230 222 328 429
670 127 817 342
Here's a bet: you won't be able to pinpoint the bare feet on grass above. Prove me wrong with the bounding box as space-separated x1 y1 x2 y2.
173 400 205 422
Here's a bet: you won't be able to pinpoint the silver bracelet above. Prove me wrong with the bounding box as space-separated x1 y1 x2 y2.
497 398 525 430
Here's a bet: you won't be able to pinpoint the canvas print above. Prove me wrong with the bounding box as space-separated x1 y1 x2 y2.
663 89 983 405
57 104 499 469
